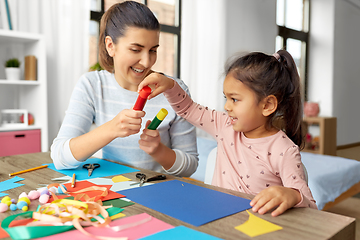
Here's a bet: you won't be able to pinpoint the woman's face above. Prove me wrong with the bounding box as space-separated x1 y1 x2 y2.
106 27 160 91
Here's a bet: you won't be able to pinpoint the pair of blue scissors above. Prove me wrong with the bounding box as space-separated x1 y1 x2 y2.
83 163 100 176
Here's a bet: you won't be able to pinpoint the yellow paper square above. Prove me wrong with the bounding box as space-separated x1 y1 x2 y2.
112 175 131 183
235 210 283 237
110 212 126 220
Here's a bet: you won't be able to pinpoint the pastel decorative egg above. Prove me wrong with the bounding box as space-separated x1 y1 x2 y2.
19 192 28 199
1 196 11 203
49 187 57 194
28 190 40 200
10 204 17 211
17 201 27 210
0 203 8 213
18 197 30 205
37 187 47 194
39 194 50 204
41 188 50 195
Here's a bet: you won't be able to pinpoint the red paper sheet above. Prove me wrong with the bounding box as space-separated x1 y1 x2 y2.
48 180 125 203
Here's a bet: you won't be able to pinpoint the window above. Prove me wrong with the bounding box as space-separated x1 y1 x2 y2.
89 0 181 77
276 0 310 100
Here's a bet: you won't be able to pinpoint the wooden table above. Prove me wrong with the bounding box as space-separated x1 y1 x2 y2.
0 153 356 240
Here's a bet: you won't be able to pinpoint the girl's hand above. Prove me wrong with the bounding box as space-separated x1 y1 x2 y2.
138 72 175 100
138 120 162 155
108 109 145 138
250 186 301 217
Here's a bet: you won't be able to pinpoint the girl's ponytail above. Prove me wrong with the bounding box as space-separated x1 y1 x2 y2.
275 50 304 149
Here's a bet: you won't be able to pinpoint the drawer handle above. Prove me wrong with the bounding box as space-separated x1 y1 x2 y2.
15 134 25 138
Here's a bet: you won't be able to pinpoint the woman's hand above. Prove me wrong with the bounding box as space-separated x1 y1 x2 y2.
108 109 145 138
250 186 301 217
138 72 175 100
138 120 161 154
138 120 176 170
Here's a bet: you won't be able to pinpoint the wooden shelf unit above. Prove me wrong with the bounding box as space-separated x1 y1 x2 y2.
302 116 337 156
0 30 48 154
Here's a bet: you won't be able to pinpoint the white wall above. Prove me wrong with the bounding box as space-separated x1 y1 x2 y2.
183 0 360 146
225 0 277 57
309 0 360 145
181 0 276 138
181 0 276 112
307 0 335 117
333 0 360 145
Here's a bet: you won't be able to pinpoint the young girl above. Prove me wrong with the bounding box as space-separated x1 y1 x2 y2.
138 50 317 216
50 1 198 177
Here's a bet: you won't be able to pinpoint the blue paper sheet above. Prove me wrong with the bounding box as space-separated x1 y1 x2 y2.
139 226 222 240
118 180 251 227
46 158 139 181
0 176 25 197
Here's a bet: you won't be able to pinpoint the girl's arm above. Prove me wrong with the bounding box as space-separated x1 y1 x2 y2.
250 146 317 216
138 76 199 177
139 72 228 138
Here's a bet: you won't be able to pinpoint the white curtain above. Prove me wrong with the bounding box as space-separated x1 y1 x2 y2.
181 0 227 112
15 0 90 149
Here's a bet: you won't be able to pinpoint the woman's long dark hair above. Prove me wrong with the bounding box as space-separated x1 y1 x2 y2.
98 1 160 72
225 50 304 149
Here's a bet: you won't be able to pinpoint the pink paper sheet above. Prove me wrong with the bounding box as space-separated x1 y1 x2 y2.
36 213 174 240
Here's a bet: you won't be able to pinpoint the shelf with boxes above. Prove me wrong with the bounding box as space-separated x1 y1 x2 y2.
0 30 48 156
302 116 337 156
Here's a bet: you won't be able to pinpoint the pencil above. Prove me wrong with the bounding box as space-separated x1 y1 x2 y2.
9 165 48 177
71 173 76 188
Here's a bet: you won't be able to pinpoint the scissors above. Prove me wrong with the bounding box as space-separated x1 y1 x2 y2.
83 163 100 177
130 173 166 187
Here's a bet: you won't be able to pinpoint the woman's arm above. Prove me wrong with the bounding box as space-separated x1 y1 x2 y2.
51 73 145 169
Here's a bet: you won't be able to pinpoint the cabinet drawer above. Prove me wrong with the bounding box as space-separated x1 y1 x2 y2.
0 129 41 156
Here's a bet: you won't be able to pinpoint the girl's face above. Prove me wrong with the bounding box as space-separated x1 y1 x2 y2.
106 27 160 91
223 74 268 138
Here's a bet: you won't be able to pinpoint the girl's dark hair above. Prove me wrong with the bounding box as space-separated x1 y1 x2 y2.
99 1 160 72
225 50 304 149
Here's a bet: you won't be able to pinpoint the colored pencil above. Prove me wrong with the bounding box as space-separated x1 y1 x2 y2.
9 165 48 177
71 173 76 188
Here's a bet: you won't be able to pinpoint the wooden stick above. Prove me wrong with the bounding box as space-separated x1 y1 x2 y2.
9 165 48 177
71 173 76 188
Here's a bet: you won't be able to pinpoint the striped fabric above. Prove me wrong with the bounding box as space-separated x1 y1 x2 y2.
50 70 198 177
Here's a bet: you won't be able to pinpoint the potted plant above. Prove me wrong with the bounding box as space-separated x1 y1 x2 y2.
4 58 21 80
89 62 103 72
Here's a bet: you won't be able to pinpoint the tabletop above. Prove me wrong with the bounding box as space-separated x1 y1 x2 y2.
0 152 356 240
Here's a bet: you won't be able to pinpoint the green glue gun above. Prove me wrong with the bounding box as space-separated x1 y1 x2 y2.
147 108 168 130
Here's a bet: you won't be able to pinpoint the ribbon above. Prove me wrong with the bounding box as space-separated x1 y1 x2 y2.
1 183 130 239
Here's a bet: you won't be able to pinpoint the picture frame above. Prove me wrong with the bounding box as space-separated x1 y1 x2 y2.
0 109 28 128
